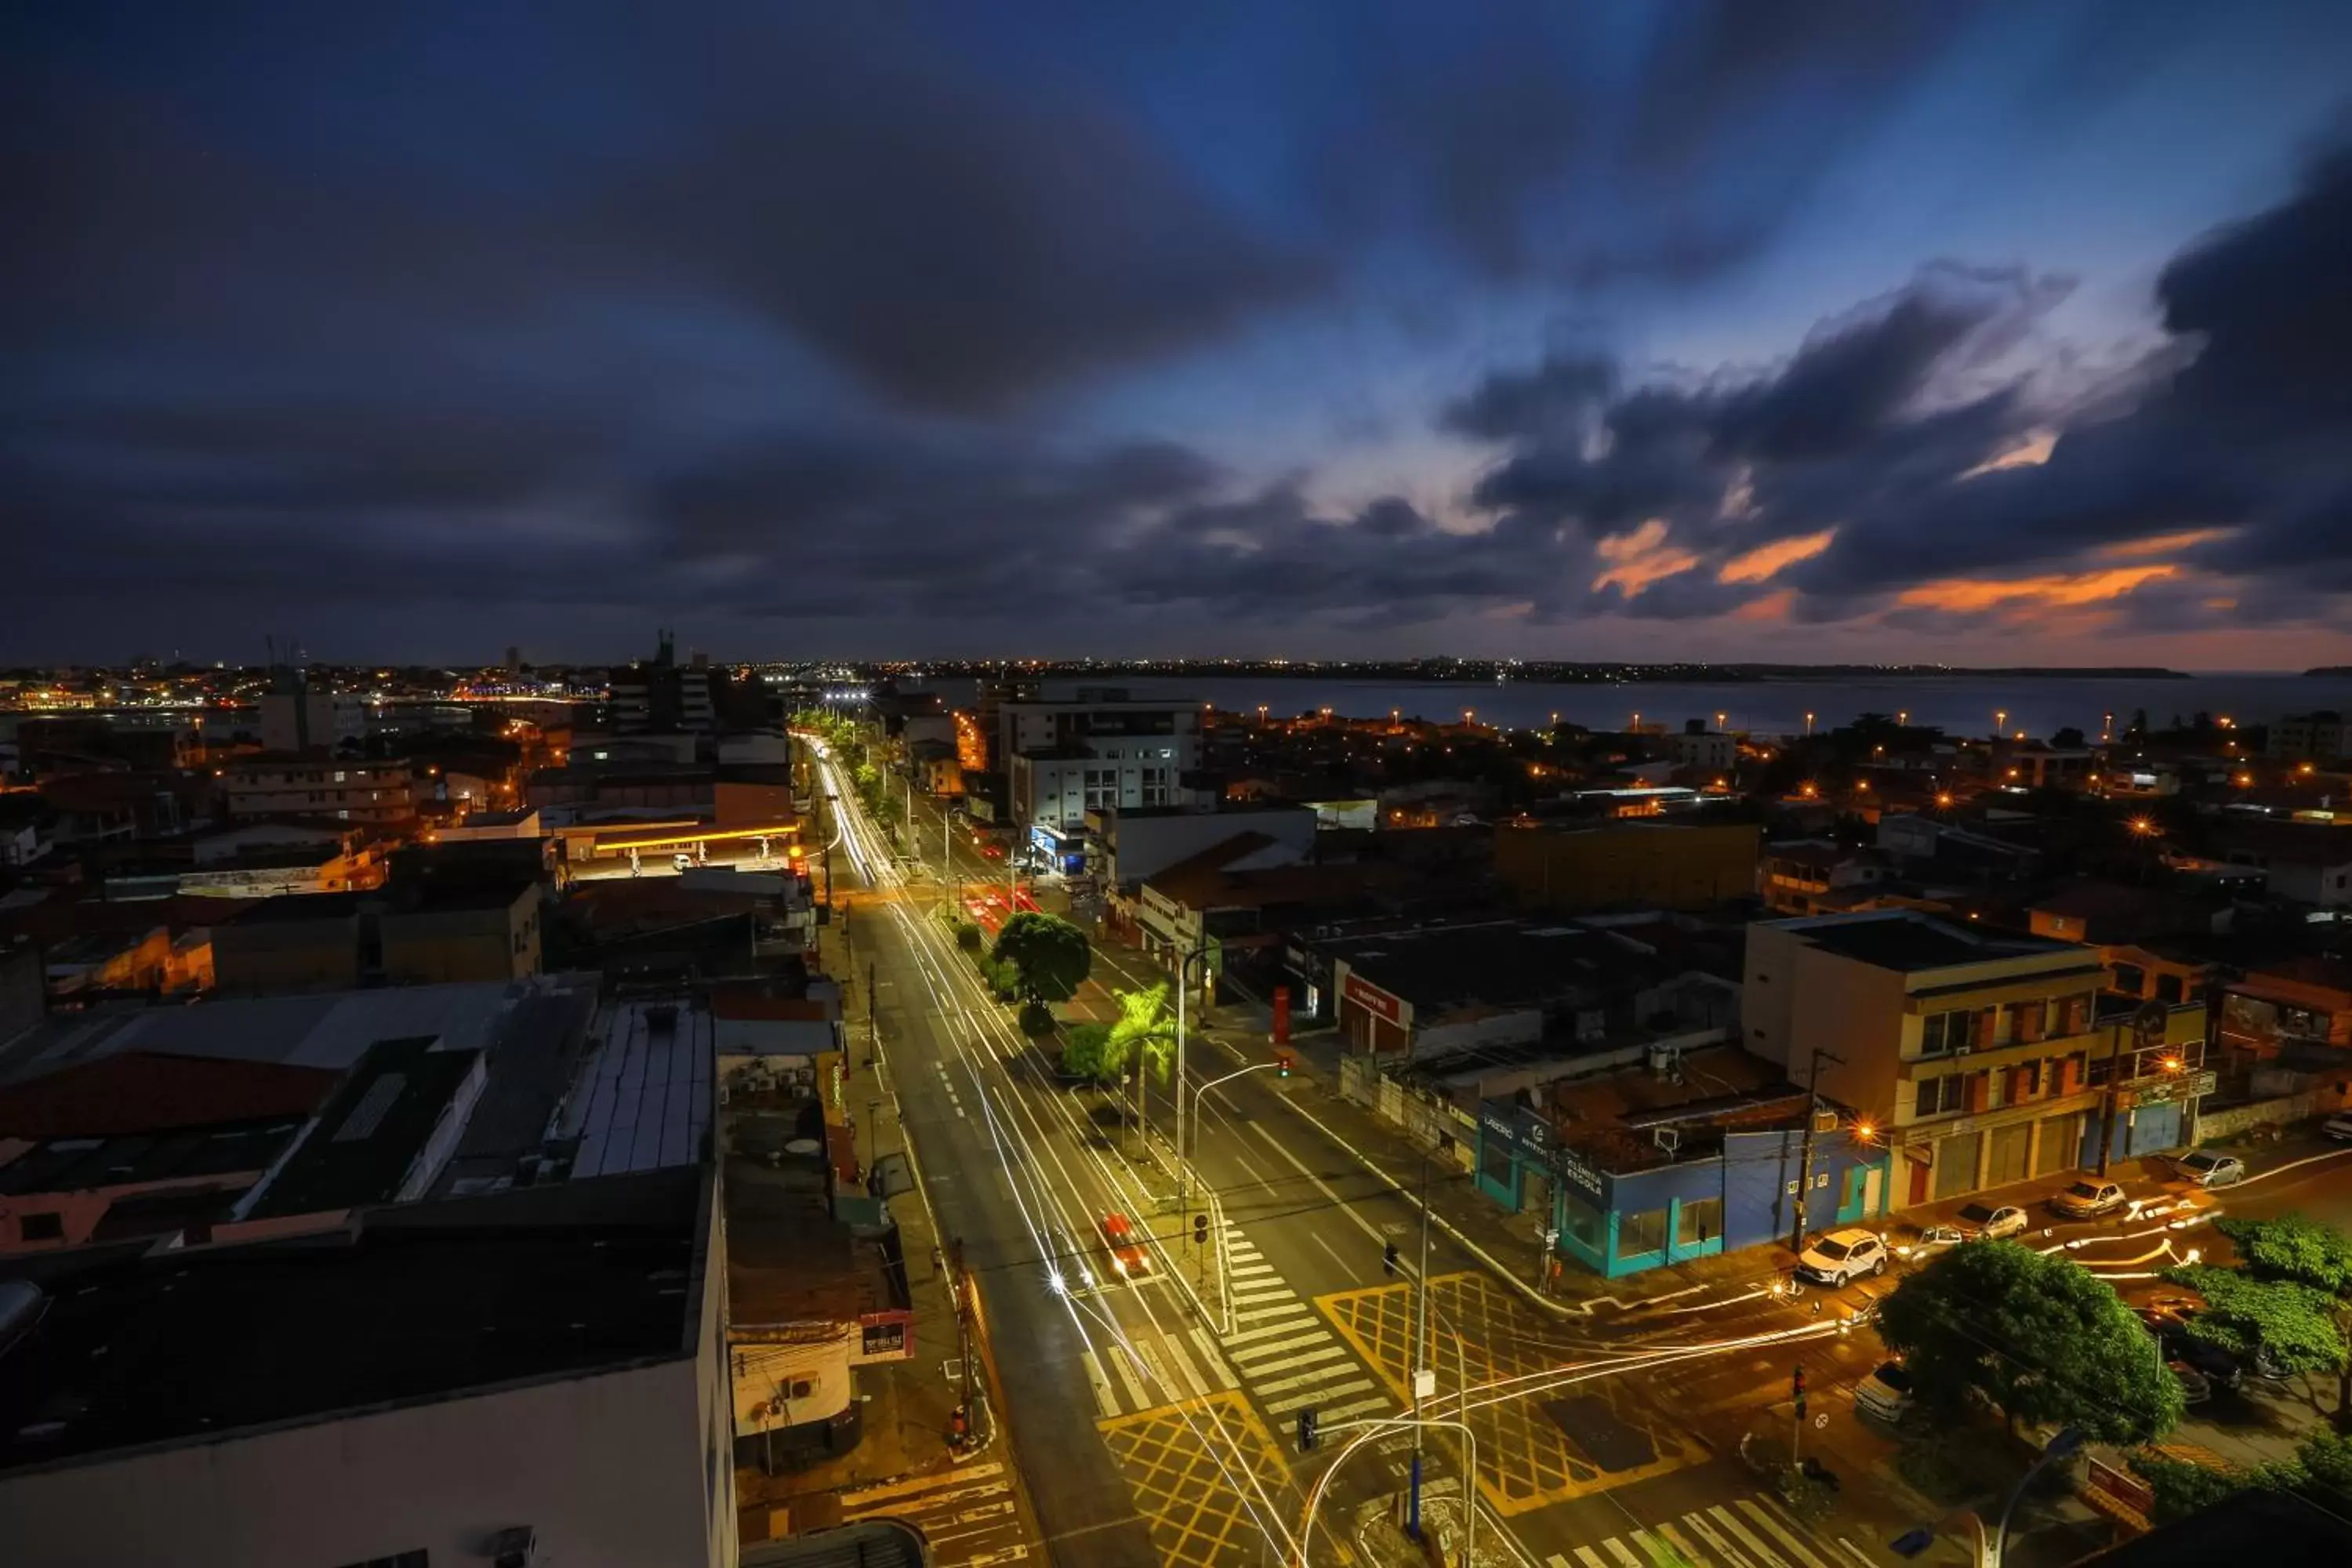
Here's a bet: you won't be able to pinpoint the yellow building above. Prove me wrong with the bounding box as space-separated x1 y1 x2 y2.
1494 821 1760 913
1744 910 2209 1209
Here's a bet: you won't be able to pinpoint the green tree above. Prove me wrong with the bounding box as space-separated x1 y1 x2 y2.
2211 1213 2352 1411
1059 1022 1112 1083
990 912 1092 1004
2161 1263 2348 1376
1018 1000 1057 1038
1876 1240 2184 1444
1102 982 1175 1087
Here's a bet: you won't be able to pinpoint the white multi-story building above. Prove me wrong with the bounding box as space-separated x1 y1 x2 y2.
1000 690 1207 831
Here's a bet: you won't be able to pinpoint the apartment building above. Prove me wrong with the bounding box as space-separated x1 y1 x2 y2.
2267 710 2352 763
1745 910 2208 1207
1000 690 1209 831
220 753 416 826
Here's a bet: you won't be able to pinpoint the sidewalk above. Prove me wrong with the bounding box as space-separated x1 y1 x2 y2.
734 920 1013 1537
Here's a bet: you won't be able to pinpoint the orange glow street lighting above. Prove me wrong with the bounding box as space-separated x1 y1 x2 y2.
1994 709 2007 733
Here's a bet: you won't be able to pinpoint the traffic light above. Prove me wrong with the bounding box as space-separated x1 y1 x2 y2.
1792 1363 1807 1417
1276 1051 1292 1079
1193 1213 1210 1246
1382 1241 1400 1277
1298 1406 1319 1452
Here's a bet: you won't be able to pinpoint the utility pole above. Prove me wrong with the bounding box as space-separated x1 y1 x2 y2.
1789 1044 1846 1254
1409 1148 1432 1538
949 1235 974 1450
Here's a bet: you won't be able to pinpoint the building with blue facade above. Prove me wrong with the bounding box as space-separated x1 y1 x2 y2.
1474 1047 1886 1280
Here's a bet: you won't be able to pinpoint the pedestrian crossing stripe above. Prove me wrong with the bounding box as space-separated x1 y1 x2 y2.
1538 1492 1844 1568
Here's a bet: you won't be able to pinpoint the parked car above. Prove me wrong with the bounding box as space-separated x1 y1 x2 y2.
2050 1178 2129 1219
1797 1228 1889 1287
1896 1223 1968 1259
1956 1202 2031 1240
2164 1333 2245 1392
2168 1361 2213 1405
2170 1150 2246 1188
2322 1114 2352 1143
1855 1361 1915 1424
1101 1211 1153 1278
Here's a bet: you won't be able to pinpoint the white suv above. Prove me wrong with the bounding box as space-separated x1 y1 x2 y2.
1798 1228 1889 1287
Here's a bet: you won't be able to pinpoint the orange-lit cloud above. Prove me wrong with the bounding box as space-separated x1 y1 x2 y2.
1896 564 2176 614
1591 518 1700 597
1730 588 1796 622
1958 429 2056 479
1718 527 1836 584
2095 527 2234 560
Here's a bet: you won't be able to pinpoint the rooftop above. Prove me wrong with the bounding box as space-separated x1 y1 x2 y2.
0 1051 340 1138
1773 910 2075 972
1319 917 1647 1014
0 1119 303 1198
0 1168 704 1476
244 1036 483 1218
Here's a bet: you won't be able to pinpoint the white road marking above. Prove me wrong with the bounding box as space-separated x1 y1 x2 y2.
1106 1344 1151 1411
1234 1302 1311 1324
1737 1499 1831 1568
1681 1511 1757 1567
840 1461 1005 1507
1573 1548 1608 1568
1226 1330 1329 1363
1265 1377 1373 1414
1323 1394 1392 1421
1710 1504 1790 1567
1250 1357 1364 1397
1605 1541 1646 1567
1657 1523 1715 1566
1222 1317 1321 1346
1188 1325 1238 1388
1233 1342 1349 1377
1228 1262 1279 1279
1076 1350 1118 1419
1156 1330 1211 1399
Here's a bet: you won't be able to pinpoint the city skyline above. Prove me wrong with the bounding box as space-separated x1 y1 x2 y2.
9 3 2352 669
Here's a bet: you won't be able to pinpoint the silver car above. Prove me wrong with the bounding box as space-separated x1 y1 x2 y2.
2171 1150 2245 1188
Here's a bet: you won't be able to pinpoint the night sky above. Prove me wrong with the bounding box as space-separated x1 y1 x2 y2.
8 2 2352 666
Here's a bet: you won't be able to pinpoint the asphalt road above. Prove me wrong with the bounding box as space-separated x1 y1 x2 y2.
815 743 2352 1568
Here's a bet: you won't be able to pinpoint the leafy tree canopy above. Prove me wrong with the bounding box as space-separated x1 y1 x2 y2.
990 912 1092 1004
1060 1022 1112 1082
2216 1214 2352 1294
1877 1240 2183 1445
2162 1264 2348 1375
1103 983 1175 1084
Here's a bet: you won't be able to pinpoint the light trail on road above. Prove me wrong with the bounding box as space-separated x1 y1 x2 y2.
820 738 1305 1561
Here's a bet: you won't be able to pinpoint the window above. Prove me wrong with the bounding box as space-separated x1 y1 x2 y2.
2155 973 2185 1005
1083 768 1118 810
18 1212 64 1242
1618 1207 1669 1258
1919 1008 1978 1058
1675 1197 1722 1248
1561 1189 1606 1252
2111 964 2146 998
1915 1075 1967 1118
2058 991 2094 1034
1140 767 1170 807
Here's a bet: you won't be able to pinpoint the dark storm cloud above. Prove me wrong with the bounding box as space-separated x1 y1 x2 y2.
1319 1 1966 287
1789 143 2352 605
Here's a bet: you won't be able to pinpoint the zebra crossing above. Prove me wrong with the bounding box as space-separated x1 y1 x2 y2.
1077 1320 1240 1417
1217 1224 1395 1429
837 1458 1031 1566
1544 1492 1871 1568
